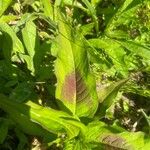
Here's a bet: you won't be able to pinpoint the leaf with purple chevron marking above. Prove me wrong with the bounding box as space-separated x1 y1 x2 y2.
54 10 98 117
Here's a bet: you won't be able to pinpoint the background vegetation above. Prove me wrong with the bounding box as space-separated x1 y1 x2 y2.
0 0 150 149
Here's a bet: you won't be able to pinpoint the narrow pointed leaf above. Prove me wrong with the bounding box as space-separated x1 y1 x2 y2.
0 94 81 139
0 94 56 141
0 118 9 144
22 21 39 74
54 11 98 117
97 79 128 118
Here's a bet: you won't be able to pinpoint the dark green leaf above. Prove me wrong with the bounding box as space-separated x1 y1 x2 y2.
0 118 9 144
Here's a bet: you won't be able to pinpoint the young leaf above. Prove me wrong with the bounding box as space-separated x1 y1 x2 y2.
54 10 98 117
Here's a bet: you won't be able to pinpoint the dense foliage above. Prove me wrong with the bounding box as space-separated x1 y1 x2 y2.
0 0 150 149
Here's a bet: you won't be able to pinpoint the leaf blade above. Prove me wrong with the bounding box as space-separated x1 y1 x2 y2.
55 10 98 117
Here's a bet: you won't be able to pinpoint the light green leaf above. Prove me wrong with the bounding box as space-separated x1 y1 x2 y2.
0 94 56 142
22 21 40 74
86 121 150 150
91 0 102 7
97 79 128 118
0 0 12 17
88 38 128 76
116 40 150 63
64 139 91 150
80 23 95 36
82 0 99 33
41 0 53 19
22 0 34 6
22 21 38 58
0 94 83 139
54 10 98 117
118 0 135 13
105 0 141 38
0 15 17 23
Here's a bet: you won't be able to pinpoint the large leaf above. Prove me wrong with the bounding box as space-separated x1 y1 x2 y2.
54 10 98 117
85 121 150 150
0 94 84 139
0 94 55 142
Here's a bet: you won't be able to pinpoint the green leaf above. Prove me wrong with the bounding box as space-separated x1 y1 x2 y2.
85 121 150 150
0 23 25 58
41 0 53 19
0 118 9 144
0 0 12 17
0 94 56 142
22 21 37 59
54 10 98 117
0 94 84 139
97 79 128 118
105 0 141 39
9 82 36 103
88 38 128 76
116 40 150 63
22 20 40 74
82 0 99 33
22 0 34 6
15 128 28 150
80 23 95 36
0 15 17 23
91 0 102 7
19 54 34 74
